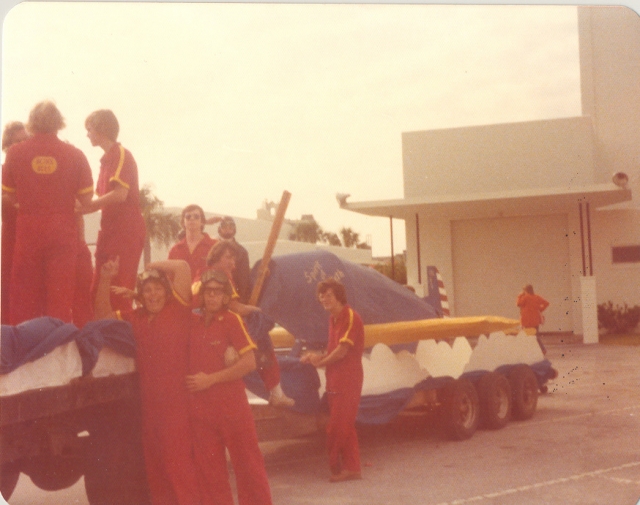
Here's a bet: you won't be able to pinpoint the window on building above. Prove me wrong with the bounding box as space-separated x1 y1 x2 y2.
612 245 640 264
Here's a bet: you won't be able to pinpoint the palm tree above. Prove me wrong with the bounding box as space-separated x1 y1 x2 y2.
139 185 181 266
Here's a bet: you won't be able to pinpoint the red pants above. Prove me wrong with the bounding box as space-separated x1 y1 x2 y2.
73 242 94 328
10 214 78 324
142 401 201 505
258 348 280 391
191 400 271 505
91 230 144 312
326 388 361 475
1 207 17 324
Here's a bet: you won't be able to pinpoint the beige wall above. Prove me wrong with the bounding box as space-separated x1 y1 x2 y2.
402 116 595 198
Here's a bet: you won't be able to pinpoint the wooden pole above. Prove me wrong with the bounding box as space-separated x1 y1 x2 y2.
248 190 292 306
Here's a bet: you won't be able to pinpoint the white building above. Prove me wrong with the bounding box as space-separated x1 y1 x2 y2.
343 6 640 336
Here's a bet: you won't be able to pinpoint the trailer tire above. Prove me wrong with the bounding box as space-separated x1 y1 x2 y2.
440 378 480 440
508 365 538 420
476 372 512 430
22 454 83 491
1 463 20 501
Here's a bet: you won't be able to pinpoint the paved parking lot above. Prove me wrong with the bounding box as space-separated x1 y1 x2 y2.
261 338 640 505
7 338 640 505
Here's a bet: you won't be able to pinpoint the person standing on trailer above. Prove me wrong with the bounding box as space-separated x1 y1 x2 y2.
1 121 29 324
169 204 218 281
186 269 272 505
517 284 550 354
95 257 202 505
301 278 364 482
84 109 146 312
2 102 93 324
216 216 251 303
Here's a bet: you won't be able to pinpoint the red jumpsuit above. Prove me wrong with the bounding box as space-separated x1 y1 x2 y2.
168 234 217 281
325 304 365 476
91 143 146 312
1 164 17 323
2 133 93 324
73 240 94 328
189 310 272 505
118 296 201 505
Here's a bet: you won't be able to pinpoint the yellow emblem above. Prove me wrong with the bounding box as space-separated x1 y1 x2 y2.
31 156 57 174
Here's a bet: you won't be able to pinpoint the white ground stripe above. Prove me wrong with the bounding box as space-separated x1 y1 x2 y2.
601 475 640 486
433 461 640 505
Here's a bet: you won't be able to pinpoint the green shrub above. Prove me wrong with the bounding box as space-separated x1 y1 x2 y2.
597 301 640 334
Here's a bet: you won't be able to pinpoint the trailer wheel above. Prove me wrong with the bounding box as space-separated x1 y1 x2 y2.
476 372 512 430
508 365 538 420
1 463 20 501
440 378 480 440
22 454 83 491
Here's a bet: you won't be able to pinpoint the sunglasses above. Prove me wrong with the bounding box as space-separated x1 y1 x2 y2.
184 213 201 220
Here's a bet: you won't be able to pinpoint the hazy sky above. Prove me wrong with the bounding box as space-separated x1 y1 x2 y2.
1 2 582 255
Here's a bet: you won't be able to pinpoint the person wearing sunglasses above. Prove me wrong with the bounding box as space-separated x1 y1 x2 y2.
95 258 202 505
169 205 219 282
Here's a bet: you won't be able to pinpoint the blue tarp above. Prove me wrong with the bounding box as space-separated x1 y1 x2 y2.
1 317 136 376
252 250 437 349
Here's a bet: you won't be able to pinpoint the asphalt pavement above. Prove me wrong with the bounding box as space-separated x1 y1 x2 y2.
7 337 640 505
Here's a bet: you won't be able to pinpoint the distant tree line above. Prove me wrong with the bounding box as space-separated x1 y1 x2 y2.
288 216 371 250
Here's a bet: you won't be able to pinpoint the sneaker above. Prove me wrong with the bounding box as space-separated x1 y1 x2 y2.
269 391 295 408
329 470 362 483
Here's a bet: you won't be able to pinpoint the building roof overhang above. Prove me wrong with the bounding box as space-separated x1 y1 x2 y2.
341 183 632 221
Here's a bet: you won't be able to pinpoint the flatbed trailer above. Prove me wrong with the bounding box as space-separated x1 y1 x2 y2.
0 371 149 503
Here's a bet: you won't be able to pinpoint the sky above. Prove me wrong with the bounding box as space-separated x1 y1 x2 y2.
1 2 584 256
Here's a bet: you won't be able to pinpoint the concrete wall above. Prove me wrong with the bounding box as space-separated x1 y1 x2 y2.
402 116 595 198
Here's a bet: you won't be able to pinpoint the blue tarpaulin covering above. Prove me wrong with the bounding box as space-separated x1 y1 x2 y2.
1 317 136 376
252 250 438 349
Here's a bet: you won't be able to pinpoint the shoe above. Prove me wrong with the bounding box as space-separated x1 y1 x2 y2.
329 470 362 483
269 391 295 408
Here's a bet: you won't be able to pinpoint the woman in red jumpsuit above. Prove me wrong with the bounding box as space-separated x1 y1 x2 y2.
84 109 146 312
301 278 365 482
95 258 201 505
186 269 272 505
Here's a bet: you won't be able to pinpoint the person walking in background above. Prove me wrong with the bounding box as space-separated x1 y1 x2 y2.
83 109 146 312
1 121 29 324
2 101 93 324
169 204 217 281
301 278 364 482
517 284 550 354
186 269 272 505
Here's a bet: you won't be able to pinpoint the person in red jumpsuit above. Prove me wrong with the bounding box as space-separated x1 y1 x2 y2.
84 109 146 312
1 121 29 324
2 101 93 324
186 268 272 505
95 258 201 505
169 204 217 281
517 284 550 354
301 278 364 482
73 214 94 328
203 241 294 408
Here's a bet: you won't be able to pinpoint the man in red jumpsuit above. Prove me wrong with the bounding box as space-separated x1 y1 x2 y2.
169 204 217 281
301 278 364 482
1 121 29 324
2 102 93 324
95 258 201 505
84 109 146 312
186 268 272 505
